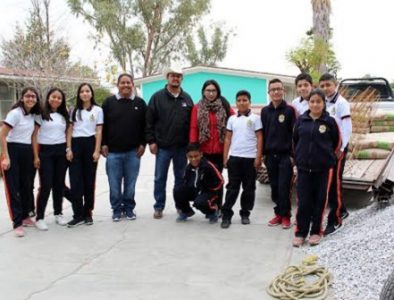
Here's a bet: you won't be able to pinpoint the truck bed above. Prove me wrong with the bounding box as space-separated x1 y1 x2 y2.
343 150 394 190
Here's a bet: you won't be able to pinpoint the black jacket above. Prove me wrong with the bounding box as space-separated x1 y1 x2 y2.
293 110 341 172
260 100 296 155
145 86 193 148
183 157 223 193
102 95 146 152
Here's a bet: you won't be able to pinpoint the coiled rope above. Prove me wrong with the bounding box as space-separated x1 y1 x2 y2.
267 255 331 300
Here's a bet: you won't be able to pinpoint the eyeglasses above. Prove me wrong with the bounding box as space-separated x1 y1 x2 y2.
204 89 217 93
23 94 37 99
269 88 284 93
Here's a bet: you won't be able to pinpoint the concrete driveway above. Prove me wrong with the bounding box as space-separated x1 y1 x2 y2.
0 152 305 300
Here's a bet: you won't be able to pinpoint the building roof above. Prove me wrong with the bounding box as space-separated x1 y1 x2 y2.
0 66 99 84
134 65 296 85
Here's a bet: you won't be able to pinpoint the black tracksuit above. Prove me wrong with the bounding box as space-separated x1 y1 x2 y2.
36 143 67 219
69 136 98 220
174 157 223 215
145 87 193 148
261 101 296 218
222 156 257 219
3 143 35 228
293 110 340 237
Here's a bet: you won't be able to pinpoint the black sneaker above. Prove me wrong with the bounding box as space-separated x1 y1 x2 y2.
241 216 250 225
67 218 84 228
323 223 342 236
341 210 349 220
221 219 231 229
85 216 93 225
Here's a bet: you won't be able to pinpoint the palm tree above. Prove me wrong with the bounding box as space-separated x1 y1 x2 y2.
311 0 331 74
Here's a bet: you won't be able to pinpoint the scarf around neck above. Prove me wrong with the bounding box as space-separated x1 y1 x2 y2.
197 97 228 144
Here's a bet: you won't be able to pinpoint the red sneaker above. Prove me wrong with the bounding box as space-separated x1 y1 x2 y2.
282 217 291 229
268 215 282 226
14 226 25 237
309 234 322 246
22 217 35 227
292 237 305 247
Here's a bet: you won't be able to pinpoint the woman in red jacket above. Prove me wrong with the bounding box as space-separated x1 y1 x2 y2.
189 79 234 209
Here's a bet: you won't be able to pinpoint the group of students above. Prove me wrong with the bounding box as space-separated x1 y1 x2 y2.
0 83 103 237
174 72 352 248
0 68 351 247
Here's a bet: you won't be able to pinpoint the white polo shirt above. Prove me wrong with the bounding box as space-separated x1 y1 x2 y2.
292 96 309 116
4 107 35 144
226 111 262 158
35 113 67 145
326 92 352 150
71 105 104 138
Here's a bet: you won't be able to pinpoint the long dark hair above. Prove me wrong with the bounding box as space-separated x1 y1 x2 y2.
72 83 97 122
42 87 69 125
201 79 222 99
11 87 41 115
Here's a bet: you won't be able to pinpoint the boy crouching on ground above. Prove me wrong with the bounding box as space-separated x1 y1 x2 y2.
174 143 224 223
221 90 263 229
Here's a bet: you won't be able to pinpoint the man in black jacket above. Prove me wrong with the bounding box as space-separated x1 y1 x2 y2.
146 66 193 219
101 73 146 222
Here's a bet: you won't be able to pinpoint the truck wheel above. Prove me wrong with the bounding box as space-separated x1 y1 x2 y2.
380 269 394 300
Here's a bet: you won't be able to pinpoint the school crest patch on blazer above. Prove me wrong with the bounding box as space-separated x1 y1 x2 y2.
319 125 327 133
278 114 285 123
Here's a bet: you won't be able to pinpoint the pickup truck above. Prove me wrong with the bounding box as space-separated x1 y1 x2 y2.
339 77 394 204
339 77 394 109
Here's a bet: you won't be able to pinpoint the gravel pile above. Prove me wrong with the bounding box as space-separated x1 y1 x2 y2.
304 203 394 300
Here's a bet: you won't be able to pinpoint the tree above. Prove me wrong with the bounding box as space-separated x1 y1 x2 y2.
311 0 332 74
67 0 229 77
286 33 340 83
184 25 231 67
0 0 97 98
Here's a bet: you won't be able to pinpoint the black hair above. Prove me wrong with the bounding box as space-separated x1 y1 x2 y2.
236 90 251 102
309 88 326 102
72 83 97 122
117 73 133 85
295 73 313 85
268 78 283 88
186 143 201 153
11 87 41 115
201 79 222 99
319 73 336 83
42 87 69 126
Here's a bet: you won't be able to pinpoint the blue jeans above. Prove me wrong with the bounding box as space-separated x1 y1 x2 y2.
154 147 187 210
106 149 141 215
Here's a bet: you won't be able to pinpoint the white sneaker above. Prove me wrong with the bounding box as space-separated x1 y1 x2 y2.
55 214 68 226
35 219 48 231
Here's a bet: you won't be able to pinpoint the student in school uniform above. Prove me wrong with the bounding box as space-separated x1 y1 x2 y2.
292 73 313 116
174 143 224 223
0 87 41 237
292 88 341 247
32 88 69 231
221 90 262 229
261 78 297 229
319 73 352 236
66 83 103 227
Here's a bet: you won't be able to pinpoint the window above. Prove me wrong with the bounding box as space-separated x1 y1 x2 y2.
0 82 15 121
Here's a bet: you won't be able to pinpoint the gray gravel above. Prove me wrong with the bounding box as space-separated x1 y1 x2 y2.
304 203 394 300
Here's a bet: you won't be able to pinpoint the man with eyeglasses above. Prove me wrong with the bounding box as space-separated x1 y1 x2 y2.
146 65 194 219
261 78 296 230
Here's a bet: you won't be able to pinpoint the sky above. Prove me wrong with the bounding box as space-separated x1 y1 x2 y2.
0 0 394 82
